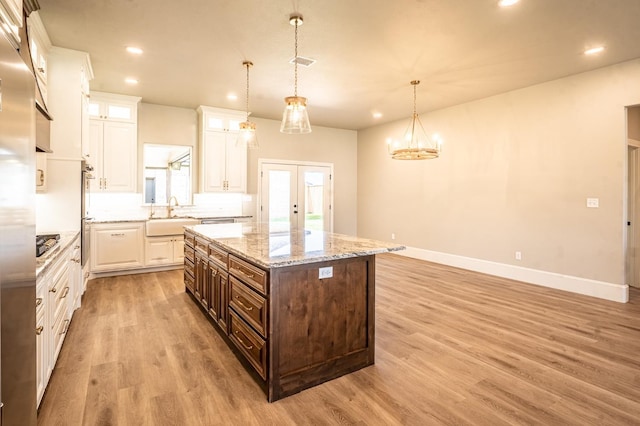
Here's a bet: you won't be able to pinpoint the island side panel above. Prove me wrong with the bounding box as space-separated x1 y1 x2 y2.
269 255 376 401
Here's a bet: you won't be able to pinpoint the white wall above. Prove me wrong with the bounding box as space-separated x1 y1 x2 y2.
357 59 640 302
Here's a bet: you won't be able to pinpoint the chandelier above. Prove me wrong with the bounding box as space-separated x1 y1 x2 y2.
280 13 311 134
387 80 441 160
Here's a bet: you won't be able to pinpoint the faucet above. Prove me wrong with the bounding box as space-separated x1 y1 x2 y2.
167 196 179 218
149 201 156 219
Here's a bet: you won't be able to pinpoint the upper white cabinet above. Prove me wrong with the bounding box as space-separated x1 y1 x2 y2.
88 92 141 192
0 0 22 47
27 12 51 105
197 106 247 193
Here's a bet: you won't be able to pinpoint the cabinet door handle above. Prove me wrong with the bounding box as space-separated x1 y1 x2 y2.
35 297 43 307
71 258 80 263
61 286 70 298
50 287 57 293
37 169 44 185
60 319 70 335
233 330 254 350
36 326 44 335
234 296 254 311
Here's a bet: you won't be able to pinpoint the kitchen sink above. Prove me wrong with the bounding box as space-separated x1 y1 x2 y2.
146 218 200 236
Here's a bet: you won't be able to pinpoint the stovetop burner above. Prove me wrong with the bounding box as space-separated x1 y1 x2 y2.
36 234 60 257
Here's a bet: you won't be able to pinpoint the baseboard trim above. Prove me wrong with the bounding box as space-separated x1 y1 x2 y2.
396 247 629 303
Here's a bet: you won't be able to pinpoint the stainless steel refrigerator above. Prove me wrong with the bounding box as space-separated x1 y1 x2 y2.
0 28 37 425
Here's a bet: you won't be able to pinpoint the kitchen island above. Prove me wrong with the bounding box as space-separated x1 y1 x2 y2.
183 223 404 401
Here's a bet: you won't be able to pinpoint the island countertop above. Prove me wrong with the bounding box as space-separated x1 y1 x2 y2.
185 223 405 269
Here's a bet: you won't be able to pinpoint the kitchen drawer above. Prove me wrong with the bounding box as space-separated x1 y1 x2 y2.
184 257 195 278
184 231 195 248
184 245 195 263
195 236 208 254
229 311 267 380
209 244 228 270
36 280 45 317
52 312 70 362
229 255 268 295
49 262 70 324
229 276 267 337
184 270 195 294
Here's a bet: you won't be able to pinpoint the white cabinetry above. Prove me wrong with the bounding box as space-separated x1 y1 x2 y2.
27 11 51 105
91 222 145 272
36 234 81 407
0 0 22 46
88 92 140 192
145 236 185 266
198 106 247 193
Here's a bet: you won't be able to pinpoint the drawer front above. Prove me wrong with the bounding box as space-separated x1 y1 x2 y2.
229 255 268 295
195 236 209 254
229 311 267 380
184 270 195 294
229 276 267 337
184 231 195 248
52 314 70 361
209 244 228 270
184 245 195 263
184 257 195 278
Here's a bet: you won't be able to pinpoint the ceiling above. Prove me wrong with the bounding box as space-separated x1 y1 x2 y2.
38 0 640 130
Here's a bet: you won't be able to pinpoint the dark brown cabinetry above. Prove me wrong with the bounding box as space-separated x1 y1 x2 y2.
184 229 375 402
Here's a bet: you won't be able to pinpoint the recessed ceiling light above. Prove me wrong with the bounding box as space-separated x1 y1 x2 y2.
125 78 138 84
372 112 383 119
227 93 238 101
498 0 520 7
584 46 605 55
126 46 143 55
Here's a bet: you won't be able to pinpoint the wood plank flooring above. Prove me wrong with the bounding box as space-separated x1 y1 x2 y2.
37 254 640 425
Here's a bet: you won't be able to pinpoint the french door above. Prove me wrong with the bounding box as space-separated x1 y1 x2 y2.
259 161 333 233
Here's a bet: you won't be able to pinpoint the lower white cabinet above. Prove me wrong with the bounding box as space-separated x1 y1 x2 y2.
145 235 185 266
91 222 145 272
37 234 81 407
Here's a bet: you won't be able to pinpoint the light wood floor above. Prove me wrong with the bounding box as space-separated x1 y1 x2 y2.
38 254 640 425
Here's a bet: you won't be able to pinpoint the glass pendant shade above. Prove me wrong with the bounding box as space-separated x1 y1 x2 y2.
238 120 258 149
388 80 441 160
280 96 311 134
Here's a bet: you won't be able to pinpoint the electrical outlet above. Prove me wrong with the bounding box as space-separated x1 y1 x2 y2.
515 251 522 260
586 198 599 208
319 267 333 279
391 233 395 240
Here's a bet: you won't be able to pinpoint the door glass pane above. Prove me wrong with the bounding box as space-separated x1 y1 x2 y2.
88 102 100 117
269 170 292 233
107 105 132 120
303 171 324 231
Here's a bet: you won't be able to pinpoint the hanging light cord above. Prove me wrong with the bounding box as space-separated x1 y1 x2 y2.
245 62 250 121
294 18 299 97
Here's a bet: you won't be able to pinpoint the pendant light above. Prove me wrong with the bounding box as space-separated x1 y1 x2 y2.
387 80 442 160
238 61 258 148
280 13 312 134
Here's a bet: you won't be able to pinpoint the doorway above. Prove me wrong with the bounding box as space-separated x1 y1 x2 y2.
626 105 640 289
258 160 333 233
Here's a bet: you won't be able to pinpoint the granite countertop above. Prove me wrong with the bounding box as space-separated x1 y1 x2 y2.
186 223 405 269
36 231 80 279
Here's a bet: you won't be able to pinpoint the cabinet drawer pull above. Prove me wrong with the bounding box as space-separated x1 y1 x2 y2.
71 258 80 263
61 286 70 298
36 297 43 307
234 330 254 350
111 233 125 237
36 326 44 335
238 267 255 279
234 296 254 311
60 319 70 335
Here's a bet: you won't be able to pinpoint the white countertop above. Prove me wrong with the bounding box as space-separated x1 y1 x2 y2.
36 231 80 279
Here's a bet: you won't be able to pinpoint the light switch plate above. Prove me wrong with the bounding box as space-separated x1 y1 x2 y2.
586 198 599 208
319 266 333 279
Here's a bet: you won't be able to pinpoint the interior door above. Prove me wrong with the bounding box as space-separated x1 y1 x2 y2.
260 162 332 233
